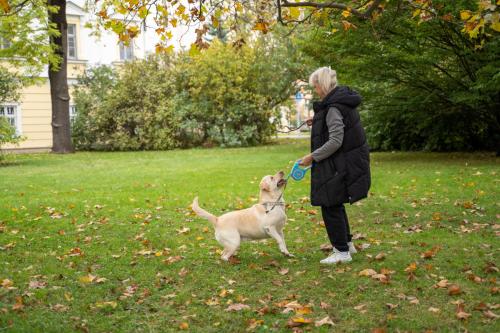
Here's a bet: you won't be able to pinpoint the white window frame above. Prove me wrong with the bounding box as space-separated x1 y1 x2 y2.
0 103 22 135
0 37 11 49
119 41 134 61
67 23 77 59
69 104 77 124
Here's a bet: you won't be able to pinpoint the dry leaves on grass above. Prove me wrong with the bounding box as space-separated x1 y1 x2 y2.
358 268 393 283
225 303 250 312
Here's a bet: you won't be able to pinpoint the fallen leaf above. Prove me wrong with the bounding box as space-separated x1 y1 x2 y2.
247 318 264 330
404 262 417 273
456 310 471 320
29 280 47 289
95 301 117 309
178 267 189 277
448 284 462 295
428 307 440 313
51 303 69 312
278 268 289 275
176 227 190 234
320 243 333 252
483 310 499 319
315 316 335 327
286 317 312 327
435 279 449 288
386 303 399 310
12 296 23 311
179 322 189 330
320 301 330 309
79 274 96 284
1 279 14 289
225 303 250 311
358 268 377 277
375 252 386 261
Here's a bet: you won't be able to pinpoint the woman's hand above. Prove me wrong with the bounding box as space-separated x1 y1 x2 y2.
299 154 313 167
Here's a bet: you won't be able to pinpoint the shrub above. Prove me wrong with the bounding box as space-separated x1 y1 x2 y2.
0 117 24 161
72 37 304 150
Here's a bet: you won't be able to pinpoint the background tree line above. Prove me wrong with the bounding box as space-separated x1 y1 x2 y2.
72 37 306 150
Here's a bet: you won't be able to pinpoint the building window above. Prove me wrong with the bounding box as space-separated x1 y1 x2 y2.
0 105 21 134
67 24 77 59
119 42 134 61
0 37 11 49
69 104 77 124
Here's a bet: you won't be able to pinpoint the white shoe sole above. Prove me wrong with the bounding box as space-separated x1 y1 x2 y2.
320 257 352 264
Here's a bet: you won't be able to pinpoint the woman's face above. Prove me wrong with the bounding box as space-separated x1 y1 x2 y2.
314 84 324 98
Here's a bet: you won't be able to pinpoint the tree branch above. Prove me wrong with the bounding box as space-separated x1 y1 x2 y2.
280 0 384 19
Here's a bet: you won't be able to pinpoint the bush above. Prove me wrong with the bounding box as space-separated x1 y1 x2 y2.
73 60 180 150
72 37 304 150
0 117 24 161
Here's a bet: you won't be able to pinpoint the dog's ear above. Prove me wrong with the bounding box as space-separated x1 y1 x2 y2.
259 179 270 192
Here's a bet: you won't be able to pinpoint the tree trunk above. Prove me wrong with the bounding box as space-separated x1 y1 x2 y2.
48 0 74 153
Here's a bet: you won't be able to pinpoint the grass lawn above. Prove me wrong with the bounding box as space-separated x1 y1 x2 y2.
0 140 498 332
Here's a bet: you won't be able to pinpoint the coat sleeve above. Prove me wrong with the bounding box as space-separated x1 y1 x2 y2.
311 107 344 162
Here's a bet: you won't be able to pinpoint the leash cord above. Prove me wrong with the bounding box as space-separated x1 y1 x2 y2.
276 121 308 133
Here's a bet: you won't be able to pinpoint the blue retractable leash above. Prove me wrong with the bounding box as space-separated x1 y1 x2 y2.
265 160 311 213
290 160 312 181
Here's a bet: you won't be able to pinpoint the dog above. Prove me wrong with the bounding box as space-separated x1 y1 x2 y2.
192 171 293 261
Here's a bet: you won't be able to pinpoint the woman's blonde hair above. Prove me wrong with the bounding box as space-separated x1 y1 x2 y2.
309 67 338 96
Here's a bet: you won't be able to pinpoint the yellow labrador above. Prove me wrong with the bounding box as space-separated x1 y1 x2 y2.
192 171 293 261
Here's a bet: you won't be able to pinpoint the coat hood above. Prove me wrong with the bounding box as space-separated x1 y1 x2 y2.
314 86 362 111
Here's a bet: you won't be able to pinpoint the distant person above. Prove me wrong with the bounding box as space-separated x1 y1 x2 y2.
298 67 371 264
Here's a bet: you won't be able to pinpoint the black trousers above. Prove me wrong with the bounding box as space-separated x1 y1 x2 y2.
321 204 353 252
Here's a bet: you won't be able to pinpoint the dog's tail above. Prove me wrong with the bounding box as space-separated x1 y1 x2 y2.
192 197 218 226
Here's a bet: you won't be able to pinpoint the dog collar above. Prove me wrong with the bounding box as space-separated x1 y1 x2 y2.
262 201 286 214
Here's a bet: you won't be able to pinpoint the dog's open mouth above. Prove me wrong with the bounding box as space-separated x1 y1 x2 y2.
277 178 287 187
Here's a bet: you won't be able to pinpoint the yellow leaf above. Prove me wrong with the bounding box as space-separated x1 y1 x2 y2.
138 6 148 19
176 4 185 15
165 45 174 54
95 301 117 308
491 22 500 32
253 21 269 33
79 274 96 284
342 9 351 18
332 28 339 33
291 317 312 324
460 10 471 21
235 2 243 12
412 9 421 18
211 15 219 27
289 7 300 20
0 0 11 13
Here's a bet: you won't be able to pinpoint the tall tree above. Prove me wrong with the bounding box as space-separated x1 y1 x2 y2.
48 0 73 153
0 0 73 153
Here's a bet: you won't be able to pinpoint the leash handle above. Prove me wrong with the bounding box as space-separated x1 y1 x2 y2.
295 160 312 171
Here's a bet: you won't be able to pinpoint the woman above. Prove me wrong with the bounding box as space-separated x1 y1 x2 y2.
299 67 371 264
